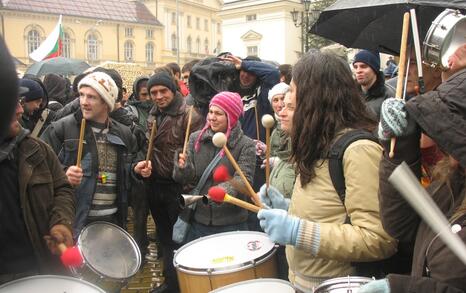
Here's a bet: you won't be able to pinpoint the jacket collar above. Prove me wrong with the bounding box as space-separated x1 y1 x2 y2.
150 92 185 117
361 71 386 100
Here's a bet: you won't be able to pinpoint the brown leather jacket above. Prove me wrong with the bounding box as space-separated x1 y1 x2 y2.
147 92 203 183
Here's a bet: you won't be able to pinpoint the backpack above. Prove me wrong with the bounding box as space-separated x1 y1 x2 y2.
328 129 413 278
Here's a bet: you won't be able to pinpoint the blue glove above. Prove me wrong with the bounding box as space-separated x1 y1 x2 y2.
257 209 301 246
258 184 290 210
378 98 409 140
358 279 390 293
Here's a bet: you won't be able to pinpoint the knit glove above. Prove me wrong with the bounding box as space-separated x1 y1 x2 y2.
258 184 290 210
358 279 390 293
378 98 411 140
254 139 267 158
257 209 301 246
261 156 281 169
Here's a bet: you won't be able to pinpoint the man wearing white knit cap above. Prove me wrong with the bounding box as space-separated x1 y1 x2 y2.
42 71 152 237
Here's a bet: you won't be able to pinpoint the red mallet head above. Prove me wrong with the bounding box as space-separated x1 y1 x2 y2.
208 186 226 203
213 165 231 182
60 246 84 267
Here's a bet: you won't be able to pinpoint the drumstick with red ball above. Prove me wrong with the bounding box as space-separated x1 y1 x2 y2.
212 132 264 208
208 186 261 213
213 165 250 196
58 243 83 268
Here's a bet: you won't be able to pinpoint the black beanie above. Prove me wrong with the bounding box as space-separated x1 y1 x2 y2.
19 78 45 102
147 71 177 94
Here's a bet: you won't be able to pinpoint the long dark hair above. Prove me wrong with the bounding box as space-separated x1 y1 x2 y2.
291 50 376 186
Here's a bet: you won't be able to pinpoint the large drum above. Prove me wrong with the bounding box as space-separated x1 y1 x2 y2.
423 8 466 69
209 278 295 293
0 275 105 293
313 276 373 293
71 222 141 293
174 231 278 293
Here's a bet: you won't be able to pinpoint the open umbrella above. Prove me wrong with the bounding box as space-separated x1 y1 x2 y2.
26 57 90 76
310 0 466 54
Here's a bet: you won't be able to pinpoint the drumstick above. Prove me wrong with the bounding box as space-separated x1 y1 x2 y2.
76 119 86 168
146 119 157 163
261 114 275 191
390 12 410 158
182 106 194 156
58 243 83 267
212 132 264 208
254 104 260 141
213 164 253 196
410 9 425 94
389 162 466 265
208 186 261 213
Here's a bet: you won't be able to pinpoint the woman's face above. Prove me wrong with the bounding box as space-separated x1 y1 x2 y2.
279 81 296 134
208 105 228 133
271 94 285 115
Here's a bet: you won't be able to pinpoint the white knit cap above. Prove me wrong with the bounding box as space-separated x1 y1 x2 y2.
268 82 290 103
78 71 118 111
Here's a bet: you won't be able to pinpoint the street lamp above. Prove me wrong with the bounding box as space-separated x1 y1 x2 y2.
291 0 320 53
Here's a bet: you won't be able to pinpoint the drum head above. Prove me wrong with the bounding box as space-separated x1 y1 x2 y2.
78 222 141 279
209 278 295 293
314 276 373 293
174 231 276 274
0 275 105 293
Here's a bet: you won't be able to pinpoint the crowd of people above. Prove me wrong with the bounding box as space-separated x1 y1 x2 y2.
0 20 465 293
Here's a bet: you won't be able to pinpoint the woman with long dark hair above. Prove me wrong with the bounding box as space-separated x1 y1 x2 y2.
257 50 397 291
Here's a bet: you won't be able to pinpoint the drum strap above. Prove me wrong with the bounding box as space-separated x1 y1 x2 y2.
192 150 222 195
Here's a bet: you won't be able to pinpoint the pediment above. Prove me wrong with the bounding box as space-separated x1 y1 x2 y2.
241 30 262 41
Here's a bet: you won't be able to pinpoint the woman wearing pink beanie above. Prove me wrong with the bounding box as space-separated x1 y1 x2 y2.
173 91 256 241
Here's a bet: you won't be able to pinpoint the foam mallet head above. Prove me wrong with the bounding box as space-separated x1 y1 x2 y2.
261 114 275 129
208 186 261 213
59 244 84 268
213 165 231 182
208 186 227 203
212 132 227 148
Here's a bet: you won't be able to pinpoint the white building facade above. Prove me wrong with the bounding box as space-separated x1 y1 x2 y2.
220 0 302 64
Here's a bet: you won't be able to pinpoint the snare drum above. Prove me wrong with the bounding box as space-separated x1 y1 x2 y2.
0 275 105 293
209 278 295 293
423 8 466 69
174 231 278 293
313 276 373 293
71 222 141 293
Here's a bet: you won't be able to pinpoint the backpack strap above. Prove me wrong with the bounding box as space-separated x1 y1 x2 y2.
328 129 379 204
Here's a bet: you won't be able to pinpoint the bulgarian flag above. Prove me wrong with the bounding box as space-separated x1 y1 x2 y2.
30 15 63 61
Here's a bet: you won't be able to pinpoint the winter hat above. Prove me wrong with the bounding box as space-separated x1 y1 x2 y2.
147 71 177 94
78 71 118 111
268 82 290 104
353 50 380 73
19 78 45 102
194 91 244 154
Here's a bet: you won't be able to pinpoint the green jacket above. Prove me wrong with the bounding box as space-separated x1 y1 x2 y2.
269 125 296 198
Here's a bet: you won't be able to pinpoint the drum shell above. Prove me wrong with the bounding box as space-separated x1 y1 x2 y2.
209 278 295 293
313 276 373 293
174 231 278 293
0 275 106 293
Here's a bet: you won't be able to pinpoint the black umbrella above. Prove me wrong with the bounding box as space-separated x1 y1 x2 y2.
310 0 466 54
26 57 90 76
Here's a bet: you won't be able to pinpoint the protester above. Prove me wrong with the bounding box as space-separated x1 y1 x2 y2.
257 51 397 291
126 76 152 132
0 37 18 142
43 73 68 111
166 62 189 96
174 91 255 241
18 78 46 131
181 59 200 91
279 64 292 85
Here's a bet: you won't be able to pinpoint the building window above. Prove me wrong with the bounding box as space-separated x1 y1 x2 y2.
146 42 154 63
187 36 192 54
172 12 176 25
27 29 41 54
196 17 200 30
187 15 191 28
124 41 134 61
204 38 209 54
247 46 258 56
63 32 71 58
171 34 177 52
146 29 153 39
87 33 98 61
204 19 209 31
217 22 221 34
246 14 257 21
216 41 221 53
125 27 133 37
196 37 200 54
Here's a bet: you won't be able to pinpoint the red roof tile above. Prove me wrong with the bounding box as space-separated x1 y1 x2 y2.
1 0 162 26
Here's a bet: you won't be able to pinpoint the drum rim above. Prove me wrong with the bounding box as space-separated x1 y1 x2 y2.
173 231 278 275
209 278 294 293
314 276 373 291
77 221 142 280
0 275 106 292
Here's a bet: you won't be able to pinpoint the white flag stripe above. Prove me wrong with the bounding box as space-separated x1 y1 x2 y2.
29 15 62 62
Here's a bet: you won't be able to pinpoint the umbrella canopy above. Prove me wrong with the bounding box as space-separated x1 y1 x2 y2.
26 57 90 76
310 0 466 54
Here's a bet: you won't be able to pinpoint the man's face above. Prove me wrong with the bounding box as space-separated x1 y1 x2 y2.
22 99 42 115
79 86 109 123
279 81 296 134
182 71 190 89
406 55 442 95
239 70 257 88
150 85 175 110
353 62 377 87
138 87 150 102
8 102 24 138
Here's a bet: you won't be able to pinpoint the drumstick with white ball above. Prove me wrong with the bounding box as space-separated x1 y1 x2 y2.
208 186 261 213
212 132 264 208
261 114 275 191
389 162 466 265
